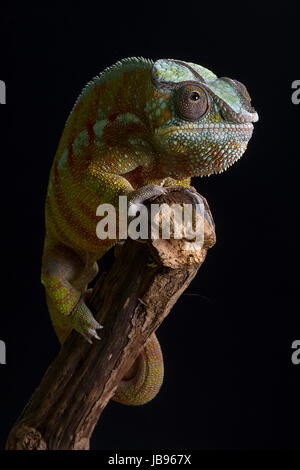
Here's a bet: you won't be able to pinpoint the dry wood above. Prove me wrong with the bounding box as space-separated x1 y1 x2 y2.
6 187 216 450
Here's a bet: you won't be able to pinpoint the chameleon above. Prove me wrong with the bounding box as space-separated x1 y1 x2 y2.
42 57 258 405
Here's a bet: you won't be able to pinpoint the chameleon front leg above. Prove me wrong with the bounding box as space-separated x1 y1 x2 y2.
41 243 102 343
85 158 167 206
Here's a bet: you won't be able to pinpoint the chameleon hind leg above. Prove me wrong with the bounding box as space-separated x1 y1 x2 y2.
41 242 101 343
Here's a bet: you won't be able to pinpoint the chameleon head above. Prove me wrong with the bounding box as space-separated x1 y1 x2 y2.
149 59 258 176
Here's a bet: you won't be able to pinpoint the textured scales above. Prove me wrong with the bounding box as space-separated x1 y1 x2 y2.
42 57 258 405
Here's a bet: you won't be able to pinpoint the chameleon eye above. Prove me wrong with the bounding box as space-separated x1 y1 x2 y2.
175 84 209 121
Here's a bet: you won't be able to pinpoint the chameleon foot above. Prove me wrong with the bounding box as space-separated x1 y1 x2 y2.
181 187 215 228
127 184 167 217
70 292 103 344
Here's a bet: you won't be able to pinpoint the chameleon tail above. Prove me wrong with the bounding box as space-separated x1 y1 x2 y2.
112 333 164 405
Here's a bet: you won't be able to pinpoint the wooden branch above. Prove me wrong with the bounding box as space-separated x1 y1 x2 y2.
5 187 216 450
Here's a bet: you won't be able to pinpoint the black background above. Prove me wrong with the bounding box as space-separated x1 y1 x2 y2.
0 4 299 451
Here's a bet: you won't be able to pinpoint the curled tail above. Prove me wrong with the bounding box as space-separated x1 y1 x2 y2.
112 333 164 405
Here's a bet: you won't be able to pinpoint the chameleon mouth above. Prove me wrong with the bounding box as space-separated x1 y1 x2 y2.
156 122 254 138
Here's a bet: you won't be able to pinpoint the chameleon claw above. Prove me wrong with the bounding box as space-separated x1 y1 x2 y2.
90 330 101 340
128 185 167 207
87 328 101 341
181 188 214 228
182 188 202 212
128 185 167 220
80 328 101 344
82 333 93 345
70 294 103 343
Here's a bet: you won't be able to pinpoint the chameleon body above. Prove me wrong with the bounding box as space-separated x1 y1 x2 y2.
42 58 258 405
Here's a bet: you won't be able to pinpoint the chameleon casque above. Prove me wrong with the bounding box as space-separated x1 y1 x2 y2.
42 58 258 405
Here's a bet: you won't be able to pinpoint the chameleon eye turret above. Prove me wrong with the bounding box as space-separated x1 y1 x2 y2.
220 77 252 102
232 80 251 101
175 84 210 121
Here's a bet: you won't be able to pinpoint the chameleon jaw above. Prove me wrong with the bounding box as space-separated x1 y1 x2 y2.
155 121 254 138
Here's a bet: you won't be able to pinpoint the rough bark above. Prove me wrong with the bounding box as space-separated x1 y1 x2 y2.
5 187 216 450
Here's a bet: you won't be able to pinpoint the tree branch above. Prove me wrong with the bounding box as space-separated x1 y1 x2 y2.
6 187 216 450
